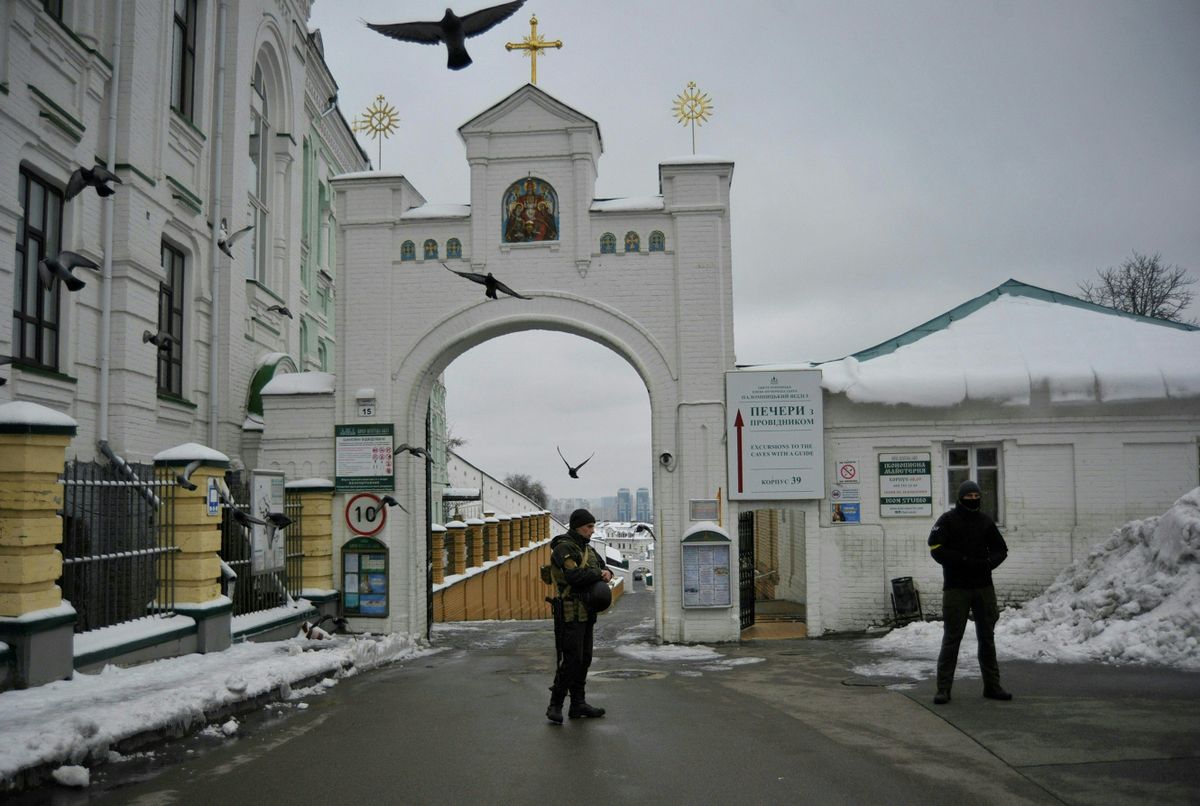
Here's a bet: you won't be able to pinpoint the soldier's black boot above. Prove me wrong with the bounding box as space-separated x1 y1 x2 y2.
546 699 564 724
568 700 605 719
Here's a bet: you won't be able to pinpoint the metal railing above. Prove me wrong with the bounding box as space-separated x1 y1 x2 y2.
220 471 303 616
59 460 179 633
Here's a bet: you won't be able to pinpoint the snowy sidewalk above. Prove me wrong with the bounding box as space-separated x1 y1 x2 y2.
0 632 437 789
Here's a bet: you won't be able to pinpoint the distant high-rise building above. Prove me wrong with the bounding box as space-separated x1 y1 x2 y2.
636 487 651 522
617 487 632 521
599 496 618 520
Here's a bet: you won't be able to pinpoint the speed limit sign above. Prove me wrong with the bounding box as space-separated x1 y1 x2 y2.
346 493 387 536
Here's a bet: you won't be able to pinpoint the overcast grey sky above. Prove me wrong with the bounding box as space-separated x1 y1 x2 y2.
308 0 1200 502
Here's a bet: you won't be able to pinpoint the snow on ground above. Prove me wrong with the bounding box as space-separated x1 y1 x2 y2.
0 633 438 785
855 488 1200 681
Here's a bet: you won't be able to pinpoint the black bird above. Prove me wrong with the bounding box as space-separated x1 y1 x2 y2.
142 330 174 351
441 262 532 300
381 495 409 513
264 512 293 530
266 304 293 319
557 446 594 479
0 354 12 387
365 1 526 71
394 443 434 462
38 251 100 291
218 218 254 258
231 508 266 529
65 164 122 201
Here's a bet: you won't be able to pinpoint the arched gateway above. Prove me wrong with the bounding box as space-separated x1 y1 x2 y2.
330 85 735 643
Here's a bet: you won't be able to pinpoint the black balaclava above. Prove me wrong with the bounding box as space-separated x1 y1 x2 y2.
957 479 982 511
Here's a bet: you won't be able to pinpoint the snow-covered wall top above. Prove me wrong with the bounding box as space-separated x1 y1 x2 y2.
819 294 1200 407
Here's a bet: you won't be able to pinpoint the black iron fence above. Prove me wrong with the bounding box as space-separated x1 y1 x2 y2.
220 471 303 616
59 460 179 633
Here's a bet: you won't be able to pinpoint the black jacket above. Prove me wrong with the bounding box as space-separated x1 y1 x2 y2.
928 504 1008 590
549 530 607 622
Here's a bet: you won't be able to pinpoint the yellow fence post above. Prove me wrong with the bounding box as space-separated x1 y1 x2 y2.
286 478 336 616
0 402 77 688
446 520 467 576
154 443 231 654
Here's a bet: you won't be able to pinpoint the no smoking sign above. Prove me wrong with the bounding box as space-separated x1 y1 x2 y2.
837 461 859 483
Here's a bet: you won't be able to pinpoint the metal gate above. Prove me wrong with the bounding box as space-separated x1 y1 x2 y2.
738 511 755 629
220 471 303 616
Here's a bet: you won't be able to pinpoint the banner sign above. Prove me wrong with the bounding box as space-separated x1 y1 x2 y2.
335 423 394 492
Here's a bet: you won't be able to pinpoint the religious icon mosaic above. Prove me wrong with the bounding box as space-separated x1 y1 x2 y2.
502 177 559 242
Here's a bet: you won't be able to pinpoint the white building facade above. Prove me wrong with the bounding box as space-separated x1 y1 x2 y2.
0 0 366 466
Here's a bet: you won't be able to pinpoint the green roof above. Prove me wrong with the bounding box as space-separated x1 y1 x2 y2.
843 279 1199 363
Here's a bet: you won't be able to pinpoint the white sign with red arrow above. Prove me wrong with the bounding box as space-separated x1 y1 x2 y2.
725 369 825 500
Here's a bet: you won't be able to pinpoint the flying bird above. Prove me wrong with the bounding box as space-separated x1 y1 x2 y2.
218 218 254 258
0 354 12 387
65 164 122 201
142 330 174 351
175 459 204 491
381 495 409 513
264 511 293 530
231 508 266 529
266 304 293 319
557 446 594 479
394 443 434 462
38 251 101 291
365 1 526 71
441 263 532 300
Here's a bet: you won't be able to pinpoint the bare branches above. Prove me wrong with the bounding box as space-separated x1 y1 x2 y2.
1079 252 1196 323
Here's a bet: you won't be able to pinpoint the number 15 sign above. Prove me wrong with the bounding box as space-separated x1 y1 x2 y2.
346 493 387 536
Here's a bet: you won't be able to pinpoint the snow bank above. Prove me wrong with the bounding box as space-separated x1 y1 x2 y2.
0 633 436 784
860 488 1200 676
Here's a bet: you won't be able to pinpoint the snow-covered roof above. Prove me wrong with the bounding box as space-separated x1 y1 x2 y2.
590 196 665 213
400 203 471 220
153 443 230 464
660 154 733 165
261 372 335 396
331 170 407 181
442 487 481 500
817 280 1200 407
0 400 76 428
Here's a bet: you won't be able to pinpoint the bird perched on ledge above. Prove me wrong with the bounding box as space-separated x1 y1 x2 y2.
365 1 526 71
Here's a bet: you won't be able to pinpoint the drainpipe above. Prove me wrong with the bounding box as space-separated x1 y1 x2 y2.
208 0 228 449
97 0 123 448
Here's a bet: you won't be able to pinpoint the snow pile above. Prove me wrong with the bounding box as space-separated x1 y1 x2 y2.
615 643 723 663
859 488 1200 677
999 487 1200 668
0 633 436 785
51 765 89 788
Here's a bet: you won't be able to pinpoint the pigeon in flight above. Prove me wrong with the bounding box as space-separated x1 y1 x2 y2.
557 446 594 479
38 251 100 291
441 263 532 300
0 354 12 387
266 304 293 319
381 495 409 513
218 218 254 258
66 164 122 201
394 443 434 462
366 1 526 71
264 511 293 530
231 508 266 529
142 330 174 351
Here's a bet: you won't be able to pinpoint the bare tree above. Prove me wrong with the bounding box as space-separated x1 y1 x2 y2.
503 473 549 508
1078 252 1196 323
445 424 467 451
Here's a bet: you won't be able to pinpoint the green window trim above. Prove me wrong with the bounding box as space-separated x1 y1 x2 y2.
164 175 202 213
11 362 78 384
170 108 207 141
28 84 86 132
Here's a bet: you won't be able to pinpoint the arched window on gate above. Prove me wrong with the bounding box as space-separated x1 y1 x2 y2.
446 238 462 259
600 233 616 254
625 231 640 253
649 231 666 252
424 239 438 260
401 240 415 261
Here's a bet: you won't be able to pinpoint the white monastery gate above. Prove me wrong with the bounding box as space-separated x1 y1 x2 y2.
330 85 736 643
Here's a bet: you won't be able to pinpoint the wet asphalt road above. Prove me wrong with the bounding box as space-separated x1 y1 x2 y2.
19 580 1200 805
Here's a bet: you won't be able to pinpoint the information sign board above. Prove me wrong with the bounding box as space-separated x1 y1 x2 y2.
726 370 824 500
335 424 394 492
879 452 933 517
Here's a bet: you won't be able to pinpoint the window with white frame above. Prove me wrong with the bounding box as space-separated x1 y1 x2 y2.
14 167 64 370
157 240 186 396
170 0 198 119
946 445 1001 523
247 62 271 285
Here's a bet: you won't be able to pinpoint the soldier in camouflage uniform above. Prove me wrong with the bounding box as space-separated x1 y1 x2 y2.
546 509 611 723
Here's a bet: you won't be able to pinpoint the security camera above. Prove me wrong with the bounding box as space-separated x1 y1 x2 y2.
659 452 674 467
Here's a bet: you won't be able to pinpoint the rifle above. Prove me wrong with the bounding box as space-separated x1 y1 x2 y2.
546 596 564 669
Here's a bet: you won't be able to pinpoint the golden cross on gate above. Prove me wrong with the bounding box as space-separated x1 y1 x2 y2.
505 14 562 85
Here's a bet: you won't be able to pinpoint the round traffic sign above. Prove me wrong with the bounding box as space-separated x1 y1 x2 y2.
346 493 387 536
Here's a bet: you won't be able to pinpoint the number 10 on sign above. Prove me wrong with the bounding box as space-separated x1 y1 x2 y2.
346 493 387 536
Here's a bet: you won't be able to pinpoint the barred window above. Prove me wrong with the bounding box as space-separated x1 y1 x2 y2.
600 233 616 254
13 167 64 369
158 242 186 396
401 240 416 261
649 231 666 252
170 0 198 119
446 238 462 259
